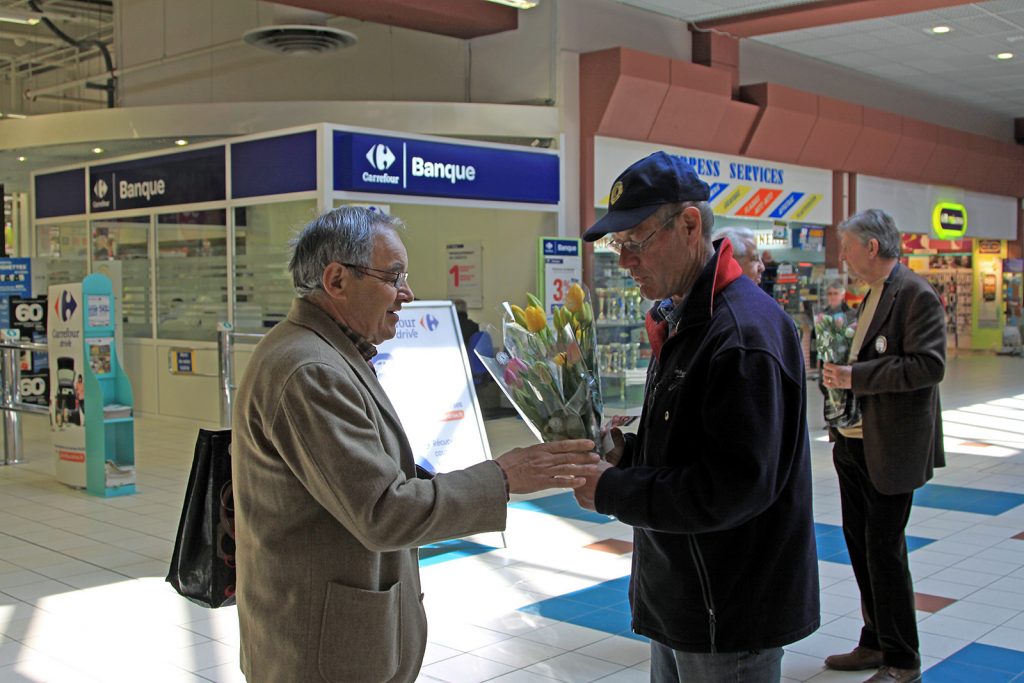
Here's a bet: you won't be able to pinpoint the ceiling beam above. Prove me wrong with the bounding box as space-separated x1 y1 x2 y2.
692 0 977 38
271 0 518 39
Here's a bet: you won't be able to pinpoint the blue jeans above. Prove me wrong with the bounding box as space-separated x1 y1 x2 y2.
650 640 784 683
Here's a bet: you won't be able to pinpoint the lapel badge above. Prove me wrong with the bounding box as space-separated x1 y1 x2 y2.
874 335 887 353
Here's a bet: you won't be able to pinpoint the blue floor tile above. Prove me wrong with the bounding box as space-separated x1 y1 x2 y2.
518 576 647 642
944 643 1024 674
509 491 615 523
915 484 1024 515
419 539 497 566
925 643 1024 682
814 522 934 565
925 660 1017 683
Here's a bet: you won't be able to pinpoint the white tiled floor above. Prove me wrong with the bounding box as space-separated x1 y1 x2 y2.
0 353 1021 681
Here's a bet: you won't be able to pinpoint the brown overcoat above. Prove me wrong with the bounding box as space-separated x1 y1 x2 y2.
850 263 947 494
232 298 507 682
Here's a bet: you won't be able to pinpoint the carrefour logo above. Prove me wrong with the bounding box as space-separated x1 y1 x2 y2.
366 144 396 171
54 290 78 322
362 143 400 186
419 314 439 331
93 178 108 198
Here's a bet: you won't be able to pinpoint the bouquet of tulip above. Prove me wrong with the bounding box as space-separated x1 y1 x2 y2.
475 283 604 448
814 311 857 424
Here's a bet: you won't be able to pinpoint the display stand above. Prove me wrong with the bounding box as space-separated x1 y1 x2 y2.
48 273 135 496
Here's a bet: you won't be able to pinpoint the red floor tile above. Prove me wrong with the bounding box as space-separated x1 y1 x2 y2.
915 592 957 613
585 539 633 555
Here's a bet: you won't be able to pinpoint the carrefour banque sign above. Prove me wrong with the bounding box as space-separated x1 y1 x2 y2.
334 132 558 204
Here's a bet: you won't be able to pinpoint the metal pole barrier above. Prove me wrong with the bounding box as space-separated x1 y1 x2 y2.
218 322 234 429
216 324 265 430
1 346 21 465
0 339 49 465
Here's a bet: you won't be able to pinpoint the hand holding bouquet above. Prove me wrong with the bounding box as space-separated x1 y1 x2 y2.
476 284 604 449
814 311 856 425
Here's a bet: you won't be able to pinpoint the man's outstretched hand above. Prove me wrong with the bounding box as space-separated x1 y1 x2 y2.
495 439 601 494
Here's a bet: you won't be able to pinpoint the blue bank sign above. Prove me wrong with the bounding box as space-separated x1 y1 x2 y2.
89 147 226 213
333 132 559 204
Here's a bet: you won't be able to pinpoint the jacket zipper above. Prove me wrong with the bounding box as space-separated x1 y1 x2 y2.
687 534 717 653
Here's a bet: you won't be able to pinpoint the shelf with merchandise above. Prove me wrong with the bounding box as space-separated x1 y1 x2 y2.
593 251 652 413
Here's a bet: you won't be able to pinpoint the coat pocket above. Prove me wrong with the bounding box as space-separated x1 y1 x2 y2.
318 581 402 682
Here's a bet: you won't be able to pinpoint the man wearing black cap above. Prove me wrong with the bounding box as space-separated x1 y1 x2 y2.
573 151 820 682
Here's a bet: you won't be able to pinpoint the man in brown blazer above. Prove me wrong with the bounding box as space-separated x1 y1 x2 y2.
232 206 600 683
822 209 946 683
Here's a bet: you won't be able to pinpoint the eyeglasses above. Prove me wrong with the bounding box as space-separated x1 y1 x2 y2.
607 211 681 255
342 263 409 289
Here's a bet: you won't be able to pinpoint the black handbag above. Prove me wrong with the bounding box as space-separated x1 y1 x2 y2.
166 429 236 608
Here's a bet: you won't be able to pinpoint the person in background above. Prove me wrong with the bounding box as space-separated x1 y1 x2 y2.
710 225 764 285
822 279 853 316
821 209 946 683
453 297 480 351
811 279 857 384
231 206 601 683
576 151 819 683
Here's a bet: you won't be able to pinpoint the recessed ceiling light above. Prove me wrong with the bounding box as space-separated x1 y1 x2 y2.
993 52 1014 60
174 139 188 146
484 0 538 8
92 147 104 154
929 25 951 34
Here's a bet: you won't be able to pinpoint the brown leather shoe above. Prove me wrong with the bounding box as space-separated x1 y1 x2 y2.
824 646 884 671
863 666 922 683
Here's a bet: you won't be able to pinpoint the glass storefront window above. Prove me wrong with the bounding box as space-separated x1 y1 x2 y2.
91 216 152 338
233 201 316 334
156 210 228 341
35 222 87 289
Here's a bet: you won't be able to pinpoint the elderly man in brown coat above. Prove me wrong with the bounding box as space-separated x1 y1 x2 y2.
822 209 946 683
232 206 599 683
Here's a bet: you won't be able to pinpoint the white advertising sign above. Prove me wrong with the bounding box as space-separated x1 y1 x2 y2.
445 241 483 308
373 301 490 474
48 282 86 487
595 136 832 225
539 237 583 316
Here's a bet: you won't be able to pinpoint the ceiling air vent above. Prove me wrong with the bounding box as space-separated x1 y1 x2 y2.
242 25 357 55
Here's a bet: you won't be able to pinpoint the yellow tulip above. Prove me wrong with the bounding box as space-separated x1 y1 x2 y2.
524 305 547 333
553 352 567 366
510 304 528 328
565 282 585 313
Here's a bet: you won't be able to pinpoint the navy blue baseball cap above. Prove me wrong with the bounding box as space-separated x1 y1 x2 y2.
583 151 711 242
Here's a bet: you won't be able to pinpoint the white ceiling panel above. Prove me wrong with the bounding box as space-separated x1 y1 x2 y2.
608 0 1024 120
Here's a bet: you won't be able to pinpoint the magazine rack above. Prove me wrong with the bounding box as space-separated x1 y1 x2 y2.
49 273 136 496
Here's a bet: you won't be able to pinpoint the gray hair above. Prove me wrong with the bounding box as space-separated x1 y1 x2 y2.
710 225 756 257
838 208 901 259
663 201 714 248
288 206 405 296
825 279 845 292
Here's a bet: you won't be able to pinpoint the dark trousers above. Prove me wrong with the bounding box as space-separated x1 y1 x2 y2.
833 433 920 669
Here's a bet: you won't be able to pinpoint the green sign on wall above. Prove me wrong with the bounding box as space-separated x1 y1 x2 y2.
932 202 968 240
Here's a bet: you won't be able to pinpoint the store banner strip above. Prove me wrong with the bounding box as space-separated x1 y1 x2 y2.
595 137 833 225
35 168 86 219
232 131 318 199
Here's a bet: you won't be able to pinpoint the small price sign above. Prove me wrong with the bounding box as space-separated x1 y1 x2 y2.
539 238 582 317
445 241 482 308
